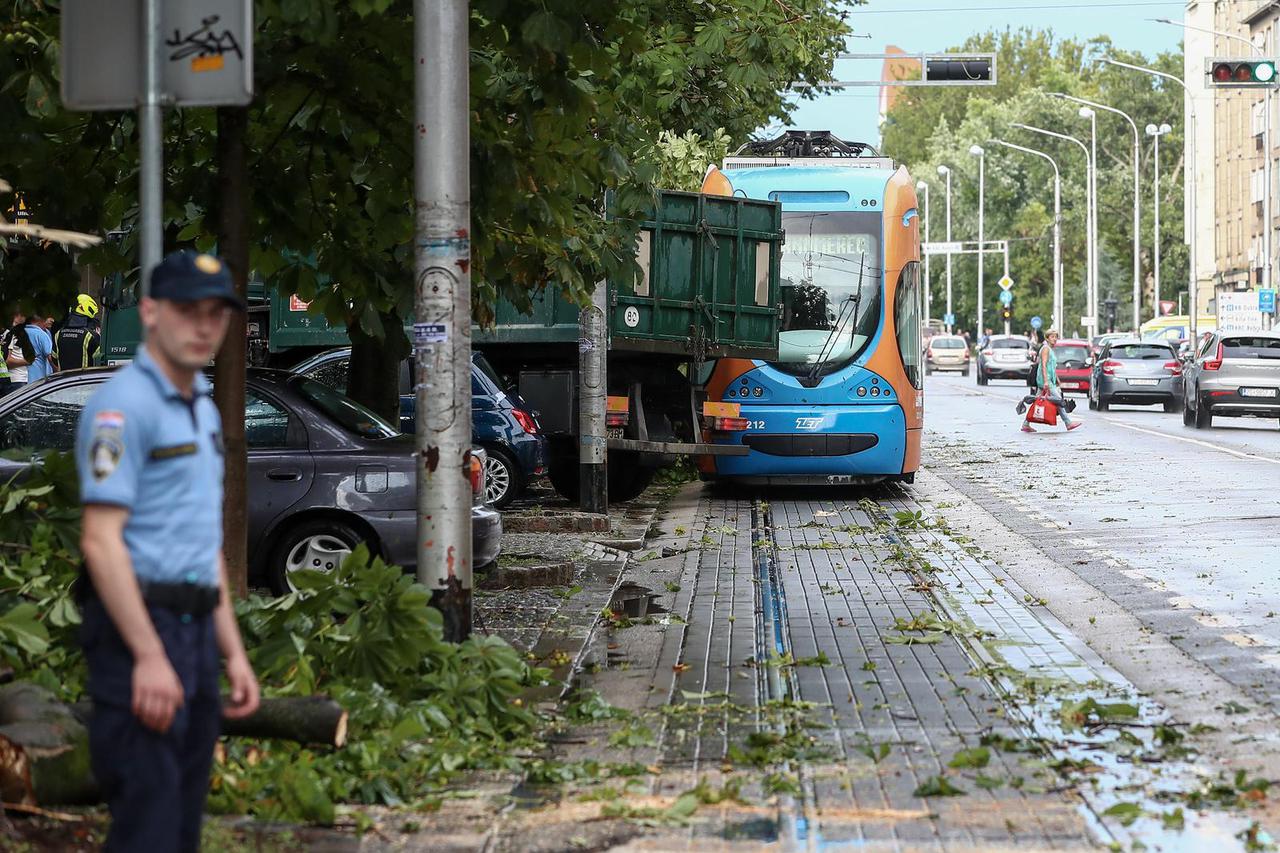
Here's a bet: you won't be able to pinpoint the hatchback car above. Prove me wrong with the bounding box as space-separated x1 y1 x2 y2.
1182 331 1280 429
925 335 970 375
0 368 501 593
976 335 1034 385
1052 338 1092 394
291 348 546 508
1088 340 1183 412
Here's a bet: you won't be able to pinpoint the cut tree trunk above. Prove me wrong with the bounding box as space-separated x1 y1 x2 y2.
71 696 348 749
0 683 96 806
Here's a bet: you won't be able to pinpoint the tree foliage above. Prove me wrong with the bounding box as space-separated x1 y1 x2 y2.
884 28 1187 336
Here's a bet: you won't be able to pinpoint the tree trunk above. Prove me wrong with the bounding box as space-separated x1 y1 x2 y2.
214 106 251 598
348 316 410 426
70 696 347 749
0 684 96 806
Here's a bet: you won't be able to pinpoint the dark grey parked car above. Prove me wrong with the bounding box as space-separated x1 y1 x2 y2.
0 368 500 592
1088 339 1183 412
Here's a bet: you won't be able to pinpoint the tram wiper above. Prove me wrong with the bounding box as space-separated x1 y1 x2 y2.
803 291 862 388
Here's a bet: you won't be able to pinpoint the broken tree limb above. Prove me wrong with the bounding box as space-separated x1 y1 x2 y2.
71 695 348 748
0 683 96 806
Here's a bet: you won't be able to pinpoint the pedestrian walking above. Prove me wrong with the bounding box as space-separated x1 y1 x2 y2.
1023 329 1082 433
979 327 993 350
2 313 34 393
24 313 56 381
54 294 103 370
76 251 259 852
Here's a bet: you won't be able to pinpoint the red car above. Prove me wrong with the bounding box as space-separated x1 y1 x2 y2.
1053 338 1092 394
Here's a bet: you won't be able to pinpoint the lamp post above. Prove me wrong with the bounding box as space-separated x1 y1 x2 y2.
1146 123 1173 320
1154 18 1271 297
1051 93 1142 330
1011 122 1095 337
938 164 954 332
1103 57 1199 343
990 139 1063 332
1078 105 1100 333
970 144 986 344
917 179 931 324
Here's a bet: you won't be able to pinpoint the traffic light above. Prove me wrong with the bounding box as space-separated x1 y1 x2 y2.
925 58 993 83
1001 306 1012 321
1206 58 1277 87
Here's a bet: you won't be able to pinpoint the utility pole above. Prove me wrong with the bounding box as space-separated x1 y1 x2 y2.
138 0 162 296
414 0 473 641
971 145 985 344
917 180 931 324
579 280 608 513
938 165 953 332
1148 123 1172 321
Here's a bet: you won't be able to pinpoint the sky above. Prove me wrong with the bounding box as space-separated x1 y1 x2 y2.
778 0 1186 146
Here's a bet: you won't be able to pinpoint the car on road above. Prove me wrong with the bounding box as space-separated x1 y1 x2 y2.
925 334 970 375
1087 339 1183 412
1052 338 1092 394
976 335 1034 385
1181 331 1280 429
1090 332 1132 357
291 348 546 508
0 368 501 593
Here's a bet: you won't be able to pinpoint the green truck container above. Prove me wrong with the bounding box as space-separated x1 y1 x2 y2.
475 190 781 361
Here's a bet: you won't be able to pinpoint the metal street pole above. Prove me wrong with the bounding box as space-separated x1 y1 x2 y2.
1078 106 1099 333
1011 123 1094 337
1104 57 1199 343
917 180 931 324
1051 93 1142 330
138 0 162 299
1003 241 1011 336
989 139 1063 331
938 165 954 332
414 0 473 641
578 279 608 513
970 145 985 344
1147 123 1172 319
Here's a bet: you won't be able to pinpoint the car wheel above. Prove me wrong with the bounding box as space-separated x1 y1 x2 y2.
1194 399 1211 429
962 367 970 377
481 447 522 509
1182 397 1194 426
1088 386 1098 410
1097 395 1110 412
1163 398 1180 414
925 364 933 376
267 518 363 595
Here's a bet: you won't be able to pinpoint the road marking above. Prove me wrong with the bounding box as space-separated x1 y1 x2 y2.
1223 633 1274 649
1108 422 1280 467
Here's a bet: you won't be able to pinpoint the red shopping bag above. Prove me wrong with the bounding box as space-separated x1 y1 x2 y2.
1027 393 1058 426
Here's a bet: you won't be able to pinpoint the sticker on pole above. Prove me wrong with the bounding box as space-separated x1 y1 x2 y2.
413 322 448 345
578 337 596 353
623 306 640 328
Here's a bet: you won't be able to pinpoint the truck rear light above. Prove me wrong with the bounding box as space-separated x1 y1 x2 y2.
708 416 750 431
1101 360 1121 375
605 411 629 427
1203 343 1224 371
470 455 483 496
1163 360 1182 377
512 408 539 434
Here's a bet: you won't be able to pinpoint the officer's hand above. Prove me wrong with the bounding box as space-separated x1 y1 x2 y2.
223 654 260 720
133 651 184 733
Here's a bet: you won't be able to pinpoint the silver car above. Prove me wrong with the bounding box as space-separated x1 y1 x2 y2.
925 335 970 375
1182 331 1280 429
977 335 1034 385
1088 339 1183 412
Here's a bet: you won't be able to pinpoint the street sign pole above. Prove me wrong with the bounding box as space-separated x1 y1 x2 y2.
579 281 608 514
414 0 472 641
139 0 163 298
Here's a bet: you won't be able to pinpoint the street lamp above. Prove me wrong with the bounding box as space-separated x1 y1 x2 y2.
989 139 1063 332
1103 56 1199 342
938 164 954 332
1051 93 1142 330
1077 105 1100 332
1011 122 1095 338
1146 122 1173 319
916 179 931 324
969 144 986 343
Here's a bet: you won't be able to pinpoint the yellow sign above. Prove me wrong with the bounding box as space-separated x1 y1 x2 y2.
606 396 630 413
703 401 741 418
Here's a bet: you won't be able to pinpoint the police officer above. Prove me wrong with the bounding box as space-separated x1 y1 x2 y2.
55 294 102 370
76 251 259 852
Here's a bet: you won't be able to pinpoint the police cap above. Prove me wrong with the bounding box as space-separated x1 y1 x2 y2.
149 251 245 310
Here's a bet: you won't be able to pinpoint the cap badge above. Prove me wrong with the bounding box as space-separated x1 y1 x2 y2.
194 254 223 274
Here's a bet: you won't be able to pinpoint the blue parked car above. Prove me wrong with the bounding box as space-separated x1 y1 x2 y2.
291 348 547 508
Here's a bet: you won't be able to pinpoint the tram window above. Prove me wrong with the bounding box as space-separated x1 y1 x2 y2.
895 262 923 390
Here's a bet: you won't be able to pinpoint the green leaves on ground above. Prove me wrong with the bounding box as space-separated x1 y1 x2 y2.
948 747 991 770
913 775 967 798
1058 697 1139 730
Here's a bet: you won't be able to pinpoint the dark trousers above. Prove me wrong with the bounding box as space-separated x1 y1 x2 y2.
81 600 222 853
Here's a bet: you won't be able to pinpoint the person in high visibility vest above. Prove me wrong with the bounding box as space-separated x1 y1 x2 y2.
55 294 103 370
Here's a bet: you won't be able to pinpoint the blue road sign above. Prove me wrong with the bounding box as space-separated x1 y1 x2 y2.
943 312 956 326
1030 315 1043 330
1260 289 1276 314
999 290 1013 306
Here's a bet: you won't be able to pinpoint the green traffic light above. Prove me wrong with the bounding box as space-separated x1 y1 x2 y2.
1255 62 1276 83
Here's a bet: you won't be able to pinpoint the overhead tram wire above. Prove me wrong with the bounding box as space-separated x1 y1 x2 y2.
851 1 1181 13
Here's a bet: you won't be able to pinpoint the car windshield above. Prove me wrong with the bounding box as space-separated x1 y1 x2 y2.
932 338 964 349
1110 344 1172 360
289 376 401 439
991 339 1029 349
1055 345 1089 365
1223 337 1280 359
773 211 882 377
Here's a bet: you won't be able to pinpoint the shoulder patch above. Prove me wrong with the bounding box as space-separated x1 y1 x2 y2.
89 411 126 481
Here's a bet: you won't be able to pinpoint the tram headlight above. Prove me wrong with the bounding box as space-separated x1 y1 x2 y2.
856 386 867 397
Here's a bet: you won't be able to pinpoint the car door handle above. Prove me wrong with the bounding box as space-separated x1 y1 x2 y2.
266 468 302 482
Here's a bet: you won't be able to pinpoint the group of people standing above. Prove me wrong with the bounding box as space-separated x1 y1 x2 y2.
1 294 102 395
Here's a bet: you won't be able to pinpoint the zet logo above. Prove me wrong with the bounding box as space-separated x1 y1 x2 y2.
795 416 825 431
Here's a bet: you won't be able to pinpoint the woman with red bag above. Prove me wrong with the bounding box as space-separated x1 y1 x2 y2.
1023 330 1084 433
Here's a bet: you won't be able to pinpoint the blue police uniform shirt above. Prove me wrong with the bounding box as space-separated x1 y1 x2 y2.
76 345 223 588
26 324 54 382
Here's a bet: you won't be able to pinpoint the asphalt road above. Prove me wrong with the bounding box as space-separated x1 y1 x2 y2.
923 369 1280 711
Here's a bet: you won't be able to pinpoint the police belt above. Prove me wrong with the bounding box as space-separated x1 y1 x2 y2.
78 567 220 616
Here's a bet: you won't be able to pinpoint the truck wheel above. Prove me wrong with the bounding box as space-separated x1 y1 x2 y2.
609 453 656 502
